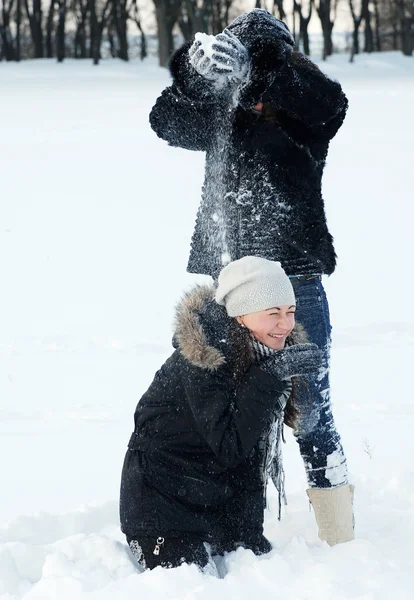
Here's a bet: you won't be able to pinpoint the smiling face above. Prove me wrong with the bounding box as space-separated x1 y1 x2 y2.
236 305 296 350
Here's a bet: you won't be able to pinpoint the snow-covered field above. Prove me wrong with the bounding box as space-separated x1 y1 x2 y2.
1 52 413 598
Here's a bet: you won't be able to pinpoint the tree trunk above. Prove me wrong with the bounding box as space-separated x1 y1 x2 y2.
130 0 147 59
401 16 414 55
75 23 87 57
16 0 21 60
74 0 88 58
292 0 297 41
316 0 334 60
224 0 231 25
153 0 181 67
273 0 286 20
154 0 174 67
397 0 414 56
56 0 66 62
178 0 207 42
349 19 361 61
214 0 224 33
0 0 16 61
294 0 313 56
46 0 55 58
362 0 374 53
89 0 100 64
372 0 381 51
302 23 310 55
75 20 87 58
33 0 44 57
113 0 129 61
348 0 362 60
392 18 399 50
89 0 111 65
25 0 44 57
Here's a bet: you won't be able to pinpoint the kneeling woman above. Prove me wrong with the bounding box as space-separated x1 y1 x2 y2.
119 257 353 571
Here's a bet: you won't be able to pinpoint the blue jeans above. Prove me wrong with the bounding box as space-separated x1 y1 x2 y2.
292 276 348 489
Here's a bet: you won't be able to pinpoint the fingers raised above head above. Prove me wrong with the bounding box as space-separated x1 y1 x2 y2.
191 46 206 64
189 39 202 57
197 55 211 73
214 34 240 52
211 52 235 67
222 28 240 43
211 64 234 75
211 43 238 60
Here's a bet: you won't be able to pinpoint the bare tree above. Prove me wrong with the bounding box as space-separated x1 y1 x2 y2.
373 0 381 50
348 0 364 59
374 0 398 50
129 0 147 59
0 0 17 60
362 0 374 52
3 0 412 63
294 0 313 55
397 0 414 55
178 0 235 42
112 0 129 60
24 0 44 57
153 0 182 67
46 0 55 58
16 0 22 59
315 0 334 59
73 0 89 58
178 0 208 41
89 0 111 64
56 0 67 61
273 0 287 19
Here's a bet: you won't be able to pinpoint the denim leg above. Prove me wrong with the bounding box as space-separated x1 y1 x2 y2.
293 277 348 488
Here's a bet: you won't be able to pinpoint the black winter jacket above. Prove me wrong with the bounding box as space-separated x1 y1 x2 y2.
149 11 348 277
120 285 307 542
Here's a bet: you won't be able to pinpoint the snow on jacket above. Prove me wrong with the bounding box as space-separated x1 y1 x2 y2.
120 284 306 542
149 10 348 278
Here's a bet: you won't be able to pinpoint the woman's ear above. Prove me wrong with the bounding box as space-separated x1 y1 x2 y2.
236 316 246 328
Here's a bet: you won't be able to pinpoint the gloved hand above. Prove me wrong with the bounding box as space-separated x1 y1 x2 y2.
262 344 324 381
189 29 249 83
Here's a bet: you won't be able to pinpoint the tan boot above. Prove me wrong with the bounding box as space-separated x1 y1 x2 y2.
307 484 355 546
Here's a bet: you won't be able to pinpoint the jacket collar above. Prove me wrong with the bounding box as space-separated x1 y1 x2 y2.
173 284 308 372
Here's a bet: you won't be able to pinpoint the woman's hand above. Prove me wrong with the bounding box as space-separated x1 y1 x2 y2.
262 344 324 381
189 29 249 84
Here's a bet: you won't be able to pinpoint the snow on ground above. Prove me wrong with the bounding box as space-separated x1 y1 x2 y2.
1 52 413 598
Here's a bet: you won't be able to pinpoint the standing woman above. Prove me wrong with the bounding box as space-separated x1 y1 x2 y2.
149 9 354 544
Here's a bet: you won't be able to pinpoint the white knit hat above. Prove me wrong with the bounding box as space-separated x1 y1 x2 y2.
215 256 296 317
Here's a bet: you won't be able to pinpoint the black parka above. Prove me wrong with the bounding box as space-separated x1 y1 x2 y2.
120 285 307 543
149 10 348 278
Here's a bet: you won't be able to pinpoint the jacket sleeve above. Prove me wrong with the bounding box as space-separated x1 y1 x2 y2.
149 41 236 152
184 364 287 469
236 35 348 145
149 84 221 152
265 53 348 144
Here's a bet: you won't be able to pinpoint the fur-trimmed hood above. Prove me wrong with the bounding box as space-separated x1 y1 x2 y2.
173 284 308 373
